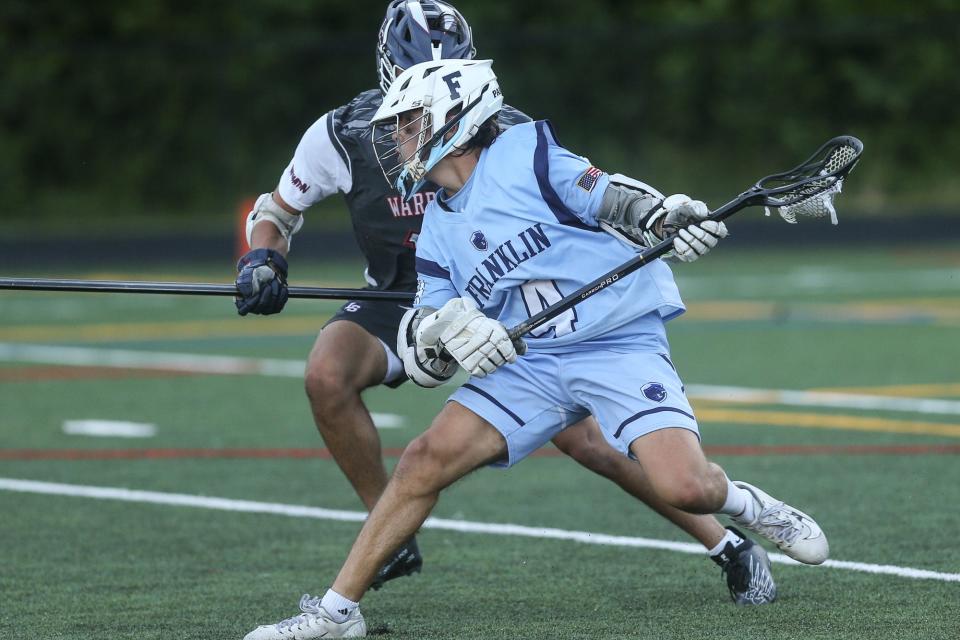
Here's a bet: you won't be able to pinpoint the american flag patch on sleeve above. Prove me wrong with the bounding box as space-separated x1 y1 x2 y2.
576 166 604 192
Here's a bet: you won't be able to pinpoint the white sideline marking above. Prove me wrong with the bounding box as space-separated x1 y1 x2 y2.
686 384 960 416
371 413 405 429
3 343 959 416
1 478 958 584
63 420 156 438
0 343 305 377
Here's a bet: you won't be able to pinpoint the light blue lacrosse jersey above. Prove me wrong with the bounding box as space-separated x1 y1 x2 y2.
414 120 685 352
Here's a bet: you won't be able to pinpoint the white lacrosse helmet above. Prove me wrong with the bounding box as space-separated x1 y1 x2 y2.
371 58 503 199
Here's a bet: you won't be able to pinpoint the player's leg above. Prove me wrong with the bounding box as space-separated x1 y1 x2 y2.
332 401 507 599
304 300 421 589
325 352 570 609
627 404 829 564
304 319 391 510
625 426 826 561
552 422 776 604
616 429 779 603
245 353 573 638
243 402 508 640
551 418 727 548
570 349 825 566
625 427 728 512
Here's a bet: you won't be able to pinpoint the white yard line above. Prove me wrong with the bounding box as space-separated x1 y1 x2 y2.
1 477 957 583
3 343 959 416
370 413 406 429
0 343 305 377
63 420 156 438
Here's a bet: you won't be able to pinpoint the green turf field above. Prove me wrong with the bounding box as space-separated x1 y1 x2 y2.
1 246 959 639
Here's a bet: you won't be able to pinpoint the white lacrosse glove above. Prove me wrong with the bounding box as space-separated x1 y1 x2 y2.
660 194 728 263
398 306 458 388
426 298 521 378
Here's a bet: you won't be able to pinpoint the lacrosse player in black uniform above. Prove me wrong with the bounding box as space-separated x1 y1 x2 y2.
235 0 776 605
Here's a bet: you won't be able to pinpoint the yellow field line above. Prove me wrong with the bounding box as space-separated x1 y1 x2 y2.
822 297 960 307
818 302 960 322
682 301 778 321
695 406 960 438
683 299 960 324
0 316 330 342
811 383 960 398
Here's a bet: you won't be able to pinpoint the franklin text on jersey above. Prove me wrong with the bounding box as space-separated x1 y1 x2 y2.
463 223 552 306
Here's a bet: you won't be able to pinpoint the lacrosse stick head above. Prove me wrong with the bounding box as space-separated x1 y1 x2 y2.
758 136 863 225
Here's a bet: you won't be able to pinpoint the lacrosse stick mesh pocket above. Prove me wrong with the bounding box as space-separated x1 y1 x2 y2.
775 178 843 224
765 141 860 225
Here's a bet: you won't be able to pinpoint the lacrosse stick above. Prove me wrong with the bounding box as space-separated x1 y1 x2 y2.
0 278 414 302
507 135 863 342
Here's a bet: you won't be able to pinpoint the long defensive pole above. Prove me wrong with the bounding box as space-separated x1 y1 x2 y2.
0 277 414 302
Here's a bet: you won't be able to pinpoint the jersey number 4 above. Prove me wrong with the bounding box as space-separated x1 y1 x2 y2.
520 280 577 338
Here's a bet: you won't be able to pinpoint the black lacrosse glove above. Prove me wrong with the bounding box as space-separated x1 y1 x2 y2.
235 248 289 316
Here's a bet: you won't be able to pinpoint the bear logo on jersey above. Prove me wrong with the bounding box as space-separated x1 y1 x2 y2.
470 230 488 251
642 382 667 403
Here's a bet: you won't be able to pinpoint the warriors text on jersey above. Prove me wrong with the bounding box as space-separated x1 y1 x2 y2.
414 120 686 352
277 89 529 291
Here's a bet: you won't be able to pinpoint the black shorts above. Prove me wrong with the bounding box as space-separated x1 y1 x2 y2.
323 298 411 388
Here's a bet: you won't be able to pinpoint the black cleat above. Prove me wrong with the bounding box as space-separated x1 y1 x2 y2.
711 527 777 605
370 537 423 591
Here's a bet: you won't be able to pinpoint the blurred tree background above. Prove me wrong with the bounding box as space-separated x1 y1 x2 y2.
1 0 957 236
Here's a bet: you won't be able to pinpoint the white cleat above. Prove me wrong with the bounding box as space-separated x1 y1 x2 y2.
244 594 367 639
732 481 829 565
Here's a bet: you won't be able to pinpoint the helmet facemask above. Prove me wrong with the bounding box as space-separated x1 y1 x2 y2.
371 59 503 199
373 97 483 200
373 107 434 198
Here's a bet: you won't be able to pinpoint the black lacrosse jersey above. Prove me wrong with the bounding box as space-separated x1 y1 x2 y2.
277 89 530 292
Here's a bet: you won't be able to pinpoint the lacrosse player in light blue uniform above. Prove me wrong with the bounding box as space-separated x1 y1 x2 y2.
411 129 700 461
242 58 825 639
412 120 699 460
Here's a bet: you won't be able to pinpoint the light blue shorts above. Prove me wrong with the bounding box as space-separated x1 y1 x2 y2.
449 348 699 467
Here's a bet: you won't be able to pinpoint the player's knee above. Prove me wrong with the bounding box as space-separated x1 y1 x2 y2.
660 476 717 514
304 357 351 408
393 435 445 492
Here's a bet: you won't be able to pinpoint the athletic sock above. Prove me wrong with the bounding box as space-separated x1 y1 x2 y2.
707 527 746 558
719 478 757 522
321 589 359 623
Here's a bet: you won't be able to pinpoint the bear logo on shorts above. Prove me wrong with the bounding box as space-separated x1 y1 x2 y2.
642 382 667 403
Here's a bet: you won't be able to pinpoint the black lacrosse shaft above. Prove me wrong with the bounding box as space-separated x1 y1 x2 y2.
0 277 414 302
1 187 753 322
506 237 673 341
506 192 757 341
